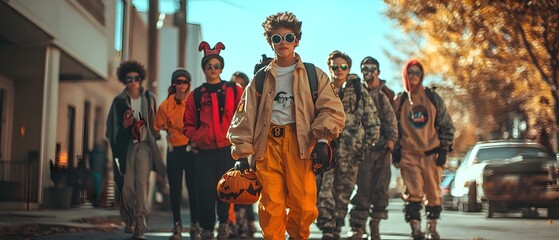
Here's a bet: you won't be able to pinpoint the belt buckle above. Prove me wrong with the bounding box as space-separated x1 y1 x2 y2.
271 126 285 138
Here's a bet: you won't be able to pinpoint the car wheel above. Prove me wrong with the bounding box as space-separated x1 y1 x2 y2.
548 205 559 219
484 201 495 218
461 182 479 212
522 208 539 219
451 197 459 211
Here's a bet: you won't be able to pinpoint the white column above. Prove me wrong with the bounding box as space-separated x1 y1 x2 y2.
38 46 60 203
121 0 131 61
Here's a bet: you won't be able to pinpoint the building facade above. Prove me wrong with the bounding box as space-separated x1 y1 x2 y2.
0 0 202 210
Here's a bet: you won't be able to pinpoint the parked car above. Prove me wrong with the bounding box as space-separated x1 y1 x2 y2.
483 152 559 218
441 170 457 210
451 140 551 213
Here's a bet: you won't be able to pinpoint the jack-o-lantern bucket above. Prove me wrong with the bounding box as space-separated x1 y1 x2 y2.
217 168 262 204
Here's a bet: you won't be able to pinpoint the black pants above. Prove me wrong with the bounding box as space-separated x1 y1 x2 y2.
113 158 124 195
196 146 235 230
234 204 256 221
167 145 198 224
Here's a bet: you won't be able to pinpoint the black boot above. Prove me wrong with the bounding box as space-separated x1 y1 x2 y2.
169 221 182 240
410 219 425 240
321 227 334 240
426 219 440 240
405 202 424 240
369 218 381 240
426 206 442 240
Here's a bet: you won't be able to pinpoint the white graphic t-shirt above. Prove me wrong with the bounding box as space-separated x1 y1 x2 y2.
130 96 147 141
271 63 297 125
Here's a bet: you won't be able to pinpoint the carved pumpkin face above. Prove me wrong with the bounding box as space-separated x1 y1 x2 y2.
217 168 262 204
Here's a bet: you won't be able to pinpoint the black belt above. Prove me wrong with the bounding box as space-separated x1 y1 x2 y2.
424 147 440 156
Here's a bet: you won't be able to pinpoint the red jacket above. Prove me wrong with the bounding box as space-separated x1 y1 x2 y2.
184 81 243 150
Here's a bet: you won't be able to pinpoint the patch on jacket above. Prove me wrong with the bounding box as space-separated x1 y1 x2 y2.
237 99 245 113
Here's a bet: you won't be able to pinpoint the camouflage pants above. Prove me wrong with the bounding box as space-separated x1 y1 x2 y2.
316 153 360 230
349 148 391 229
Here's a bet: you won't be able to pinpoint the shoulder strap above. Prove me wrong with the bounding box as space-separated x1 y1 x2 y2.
144 90 151 113
424 87 437 108
303 62 318 103
424 87 439 125
396 92 408 121
255 67 266 94
193 87 203 129
254 67 266 110
354 80 362 112
226 81 238 100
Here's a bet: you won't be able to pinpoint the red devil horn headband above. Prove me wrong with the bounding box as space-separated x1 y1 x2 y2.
198 41 225 56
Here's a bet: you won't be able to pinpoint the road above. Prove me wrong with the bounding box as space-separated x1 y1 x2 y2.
37 199 559 240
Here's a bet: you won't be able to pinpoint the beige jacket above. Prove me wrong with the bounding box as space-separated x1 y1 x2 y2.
227 54 346 160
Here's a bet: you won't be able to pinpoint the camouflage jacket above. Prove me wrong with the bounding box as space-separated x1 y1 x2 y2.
366 82 398 150
336 74 380 158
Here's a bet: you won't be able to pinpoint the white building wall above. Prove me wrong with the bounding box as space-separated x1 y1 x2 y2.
6 0 111 78
157 22 204 103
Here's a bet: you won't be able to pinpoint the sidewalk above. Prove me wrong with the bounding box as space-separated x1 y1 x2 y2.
0 203 269 239
0 205 121 239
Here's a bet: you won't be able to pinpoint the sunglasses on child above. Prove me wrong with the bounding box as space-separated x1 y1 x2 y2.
175 80 190 85
270 33 296 44
407 70 422 77
205 64 222 70
331 64 348 71
125 75 141 83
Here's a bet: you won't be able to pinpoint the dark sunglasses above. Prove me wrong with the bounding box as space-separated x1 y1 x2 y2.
175 80 190 85
407 70 423 77
125 75 141 83
361 66 378 72
205 64 222 70
331 64 348 71
270 33 296 44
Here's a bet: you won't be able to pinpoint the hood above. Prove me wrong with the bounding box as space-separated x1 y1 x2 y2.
402 59 424 95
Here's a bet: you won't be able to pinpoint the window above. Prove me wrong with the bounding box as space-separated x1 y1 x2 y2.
477 146 547 162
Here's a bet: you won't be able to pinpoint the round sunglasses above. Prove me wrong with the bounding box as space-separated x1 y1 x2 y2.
270 33 296 44
407 70 422 77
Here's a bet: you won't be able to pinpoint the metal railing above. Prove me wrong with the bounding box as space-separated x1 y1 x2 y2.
0 159 40 210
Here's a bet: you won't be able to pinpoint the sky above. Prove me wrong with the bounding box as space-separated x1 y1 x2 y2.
131 0 407 93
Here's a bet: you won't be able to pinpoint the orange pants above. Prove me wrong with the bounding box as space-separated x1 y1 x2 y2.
399 150 442 206
256 124 318 240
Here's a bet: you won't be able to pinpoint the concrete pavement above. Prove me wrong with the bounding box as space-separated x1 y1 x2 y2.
1 199 418 240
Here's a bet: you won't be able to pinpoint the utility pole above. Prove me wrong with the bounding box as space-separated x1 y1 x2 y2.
121 0 132 61
177 0 187 68
147 0 159 94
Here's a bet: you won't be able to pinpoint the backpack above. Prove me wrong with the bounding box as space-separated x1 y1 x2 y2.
253 62 318 108
193 81 238 129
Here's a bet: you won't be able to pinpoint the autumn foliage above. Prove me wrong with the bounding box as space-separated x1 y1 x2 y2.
384 0 559 153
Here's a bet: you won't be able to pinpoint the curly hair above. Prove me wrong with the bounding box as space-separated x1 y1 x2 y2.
262 12 302 45
327 50 352 70
117 60 146 84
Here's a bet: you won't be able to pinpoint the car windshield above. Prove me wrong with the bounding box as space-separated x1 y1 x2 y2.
476 146 548 162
